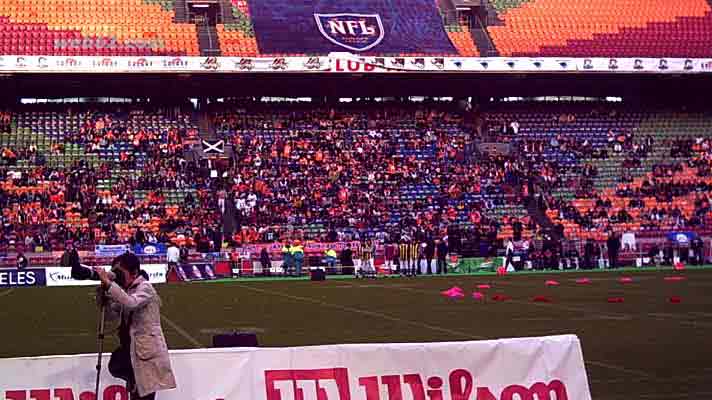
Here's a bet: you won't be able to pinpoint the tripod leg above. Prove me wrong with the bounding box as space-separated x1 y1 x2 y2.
94 305 106 400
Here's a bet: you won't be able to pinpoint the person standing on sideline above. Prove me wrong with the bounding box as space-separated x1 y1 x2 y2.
359 240 375 277
410 241 420 276
291 240 305 276
398 238 410 276
389 242 401 275
416 242 426 275
94 253 176 400
384 242 396 273
61 241 79 268
282 243 293 276
607 231 620 269
436 239 448 274
425 237 435 274
166 242 180 275
260 247 271 276
504 238 515 272
584 238 595 269
325 247 337 269
339 244 354 275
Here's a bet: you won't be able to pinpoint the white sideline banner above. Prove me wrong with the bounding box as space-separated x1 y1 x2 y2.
0 334 591 400
0 55 708 73
44 264 167 287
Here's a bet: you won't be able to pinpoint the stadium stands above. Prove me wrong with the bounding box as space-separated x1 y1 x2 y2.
445 24 479 57
0 105 200 251
487 0 712 57
0 101 537 254
0 0 198 56
2 99 712 270
0 0 710 57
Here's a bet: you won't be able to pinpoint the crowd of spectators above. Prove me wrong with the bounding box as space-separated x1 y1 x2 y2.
210 100 540 249
0 101 542 254
2 100 712 266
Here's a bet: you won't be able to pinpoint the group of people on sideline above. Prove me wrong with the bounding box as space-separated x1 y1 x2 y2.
254 238 450 277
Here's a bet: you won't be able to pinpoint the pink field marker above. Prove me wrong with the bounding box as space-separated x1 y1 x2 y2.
664 276 687 282
441 286 464 298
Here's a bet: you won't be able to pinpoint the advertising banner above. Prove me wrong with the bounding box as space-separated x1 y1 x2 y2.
94 244 130 257
133 243 168 256
44 264 167 287
0 55 708 74
0 335 591 400
0 56 330 73
576 57 699 73
239 241 361 257
0 268 46 288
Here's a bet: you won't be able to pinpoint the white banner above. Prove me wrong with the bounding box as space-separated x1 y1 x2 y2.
328 53 578 73
576 57 703 73
0 56 329 73
0 54 708 74
44 264 167 287
0 335 591 400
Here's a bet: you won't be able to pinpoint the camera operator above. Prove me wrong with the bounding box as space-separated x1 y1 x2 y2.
16 252 28 269
61 241 79 268
94 253 176 400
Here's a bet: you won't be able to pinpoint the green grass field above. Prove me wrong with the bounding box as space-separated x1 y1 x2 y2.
2 267 712 400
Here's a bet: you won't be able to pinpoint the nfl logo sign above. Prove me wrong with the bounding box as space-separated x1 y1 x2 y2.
314 13 384 52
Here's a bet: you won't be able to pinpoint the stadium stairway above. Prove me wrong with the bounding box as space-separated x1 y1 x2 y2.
437 0 458 25
526 189 560 239
484 0 505 26
471 16 500 56
173 0 189 23
198 23 221 56
198 111 216 140
219 0 238 24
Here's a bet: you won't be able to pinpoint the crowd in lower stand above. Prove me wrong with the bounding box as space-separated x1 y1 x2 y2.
2 99 712 269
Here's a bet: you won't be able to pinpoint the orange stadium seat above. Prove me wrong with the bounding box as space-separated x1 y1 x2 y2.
487 0 712 57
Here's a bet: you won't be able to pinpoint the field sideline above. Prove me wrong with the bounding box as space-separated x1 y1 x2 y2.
2 267 712 399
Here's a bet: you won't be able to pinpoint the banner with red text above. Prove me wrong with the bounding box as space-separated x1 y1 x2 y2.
0 335 591 400
0 55 708 73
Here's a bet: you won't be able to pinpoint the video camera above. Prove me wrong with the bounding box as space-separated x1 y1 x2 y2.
67 248 99 280
69 249 149 287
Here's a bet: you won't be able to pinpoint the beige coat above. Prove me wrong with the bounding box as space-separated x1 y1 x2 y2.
107 276 177 397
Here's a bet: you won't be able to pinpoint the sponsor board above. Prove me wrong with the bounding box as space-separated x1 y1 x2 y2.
94 244 130 257
0 56 328 73
576 57 697 72
44 264 167 287
236 241 361 258
0 55 708 73
0 268 46 288
0 335 591 400
133 243 168 256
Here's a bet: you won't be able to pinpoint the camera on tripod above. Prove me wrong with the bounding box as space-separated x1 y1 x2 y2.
68 247 146 288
